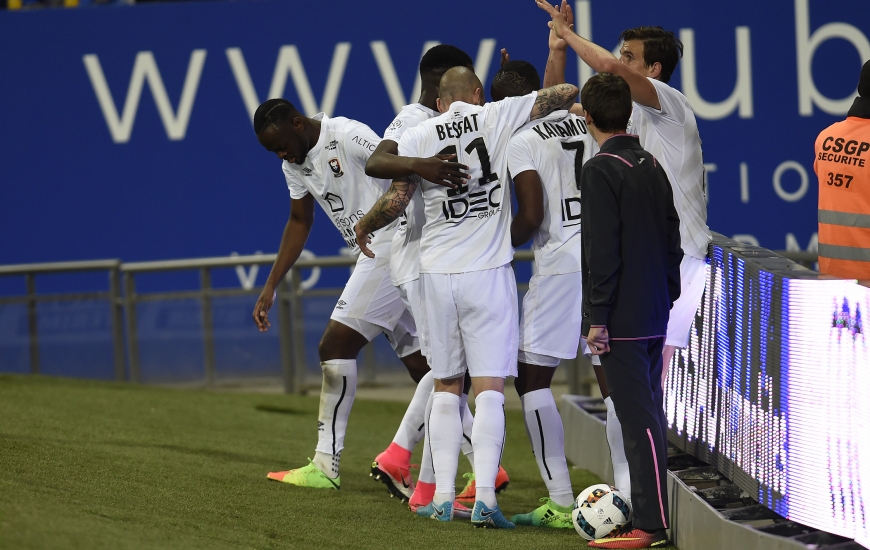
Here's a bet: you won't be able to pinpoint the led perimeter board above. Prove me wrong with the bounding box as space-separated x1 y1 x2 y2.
665 234 870 546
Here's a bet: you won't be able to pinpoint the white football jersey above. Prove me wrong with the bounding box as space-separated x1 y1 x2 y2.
398 92 538 274
283 113 396 256
382 103 437 286
508 111 598 276
627 78 711 260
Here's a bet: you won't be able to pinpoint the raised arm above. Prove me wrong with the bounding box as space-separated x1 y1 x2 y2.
253 194 315 332
365 140 468 189
354 176 420 258
530 83 579 120
535 0 661 109
542 0 573 87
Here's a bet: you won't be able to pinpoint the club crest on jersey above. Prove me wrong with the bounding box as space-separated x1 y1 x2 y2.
328 158 344 177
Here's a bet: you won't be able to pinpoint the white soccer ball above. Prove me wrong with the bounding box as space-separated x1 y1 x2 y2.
571 484 632 540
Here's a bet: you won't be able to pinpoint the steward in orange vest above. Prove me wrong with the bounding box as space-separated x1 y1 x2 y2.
815 60 870 279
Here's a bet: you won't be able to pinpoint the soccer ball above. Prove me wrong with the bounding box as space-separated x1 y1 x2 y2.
571 484 632 540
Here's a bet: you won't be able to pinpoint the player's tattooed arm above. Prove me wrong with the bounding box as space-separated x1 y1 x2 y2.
530 83 579 120
354 176 420 258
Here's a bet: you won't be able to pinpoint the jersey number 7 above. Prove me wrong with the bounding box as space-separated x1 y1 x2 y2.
560 141 585 191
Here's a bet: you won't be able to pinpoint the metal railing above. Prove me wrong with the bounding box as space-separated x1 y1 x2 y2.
0 252 563 393
772 250 818 269
0 259 125 379
0 249 821 395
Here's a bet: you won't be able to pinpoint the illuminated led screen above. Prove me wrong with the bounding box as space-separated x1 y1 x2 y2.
664 240 870 546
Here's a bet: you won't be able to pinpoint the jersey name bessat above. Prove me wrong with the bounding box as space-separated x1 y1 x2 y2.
627 77 711 260
508 111 598 276
283 113 396 256
398 92 538 274
382 103 437 286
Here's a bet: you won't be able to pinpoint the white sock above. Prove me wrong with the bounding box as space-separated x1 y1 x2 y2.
418 390 436 484
460 393 475 473
521 388 574 508
312 359 357 478
471 390 505 508
429 391 462 503
392 370 434 451
604 395 631 505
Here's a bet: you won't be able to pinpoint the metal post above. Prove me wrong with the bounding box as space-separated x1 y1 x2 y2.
25 273 39 374
289 267 308 395
277 275 294 394
200 268 216 386
124 272 141 382
109 267 126 381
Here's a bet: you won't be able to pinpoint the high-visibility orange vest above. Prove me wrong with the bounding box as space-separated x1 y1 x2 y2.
814 115 870 279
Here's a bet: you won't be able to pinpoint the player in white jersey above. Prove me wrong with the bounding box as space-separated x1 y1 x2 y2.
354 67 579 528
538 0 710 366
251 98 431 491
538 1 712 540
491 60 599 528
359 45 504 511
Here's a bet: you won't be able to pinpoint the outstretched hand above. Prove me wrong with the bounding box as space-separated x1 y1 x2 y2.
413 154 469 189
548 0 574 50
354 223 375 259
535 0 572 41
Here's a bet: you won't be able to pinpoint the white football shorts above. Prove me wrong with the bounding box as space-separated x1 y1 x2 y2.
397 278 429 358
666 254 708 348
331 253 420 357
519 271 585 362
419 264 518 380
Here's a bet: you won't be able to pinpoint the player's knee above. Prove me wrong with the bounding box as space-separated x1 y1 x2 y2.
515 357 556 396
318 321 366 361
400 351 430 383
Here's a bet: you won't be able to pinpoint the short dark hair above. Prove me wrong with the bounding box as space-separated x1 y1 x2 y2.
253 99 299 134
620 26 683 84
580 73 632 133
419 45 474 77
490 60 541 101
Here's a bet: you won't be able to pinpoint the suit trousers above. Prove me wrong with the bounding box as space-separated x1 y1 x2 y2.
600 337 669 531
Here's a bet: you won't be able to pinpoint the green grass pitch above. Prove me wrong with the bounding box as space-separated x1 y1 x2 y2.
0 374 677 549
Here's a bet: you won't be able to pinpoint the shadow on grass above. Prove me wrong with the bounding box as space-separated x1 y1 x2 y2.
253 404 310 415
100 440 274 465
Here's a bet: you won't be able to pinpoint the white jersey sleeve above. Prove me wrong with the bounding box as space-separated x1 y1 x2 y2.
283 162 310 199
489 92 538 135
383 104 437 143
507 133 536 177
341 123 382 181
635 78 686 126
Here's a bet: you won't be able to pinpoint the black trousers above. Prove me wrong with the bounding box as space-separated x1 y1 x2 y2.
600 337 669 531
